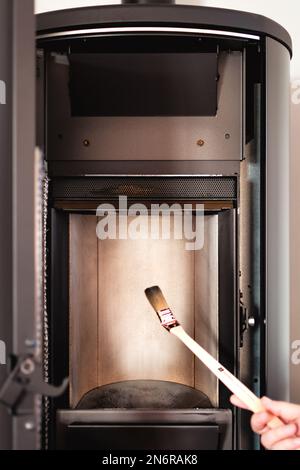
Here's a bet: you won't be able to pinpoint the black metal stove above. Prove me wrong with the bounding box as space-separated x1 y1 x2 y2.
0 0 292 451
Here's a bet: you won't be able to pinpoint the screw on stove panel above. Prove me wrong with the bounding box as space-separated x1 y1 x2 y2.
24 421 35 432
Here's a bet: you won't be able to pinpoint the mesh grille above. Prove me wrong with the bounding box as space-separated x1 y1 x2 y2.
51 177 237 201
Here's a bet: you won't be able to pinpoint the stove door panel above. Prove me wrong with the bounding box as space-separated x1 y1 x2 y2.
66 424 219 451
0 0 39 450
56 409 232 450
0 0 13 450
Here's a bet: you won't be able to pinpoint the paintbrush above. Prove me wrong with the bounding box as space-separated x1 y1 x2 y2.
145 285 284 430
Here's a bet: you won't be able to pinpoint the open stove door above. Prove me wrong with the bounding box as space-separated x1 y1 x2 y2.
0 0 67 450
0 0 41 450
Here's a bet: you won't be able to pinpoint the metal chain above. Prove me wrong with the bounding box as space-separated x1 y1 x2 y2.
32 151 50 450
33 150 44 450
42 175 50 450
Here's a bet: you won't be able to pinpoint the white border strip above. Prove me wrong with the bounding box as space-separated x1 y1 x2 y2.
37 26 260 41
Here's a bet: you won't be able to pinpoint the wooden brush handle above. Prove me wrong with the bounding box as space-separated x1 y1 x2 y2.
171 326 284 429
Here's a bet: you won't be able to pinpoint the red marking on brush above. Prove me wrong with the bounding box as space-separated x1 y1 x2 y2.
159 308 177 327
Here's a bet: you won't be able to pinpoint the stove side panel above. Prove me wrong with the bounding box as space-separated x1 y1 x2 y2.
0 0 13 451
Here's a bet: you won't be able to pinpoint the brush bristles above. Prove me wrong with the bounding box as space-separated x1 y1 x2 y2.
145 286 169 312
145 286 179 331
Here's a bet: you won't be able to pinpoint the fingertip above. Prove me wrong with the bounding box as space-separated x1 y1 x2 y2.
229 394 249 410
229 394 237 404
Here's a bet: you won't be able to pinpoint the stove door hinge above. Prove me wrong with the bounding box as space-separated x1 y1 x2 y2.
240 302 247 347
0 354 68 415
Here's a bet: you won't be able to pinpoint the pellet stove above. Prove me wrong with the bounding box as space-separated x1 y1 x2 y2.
0 0 292 451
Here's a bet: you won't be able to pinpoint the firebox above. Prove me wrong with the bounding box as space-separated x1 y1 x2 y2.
0 0 291 451
51 177 236 450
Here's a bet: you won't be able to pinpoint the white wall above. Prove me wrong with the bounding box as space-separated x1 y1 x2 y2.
36 0 119 12
35 0 300 402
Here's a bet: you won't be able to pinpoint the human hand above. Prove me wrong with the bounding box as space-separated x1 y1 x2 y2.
230 395 300 450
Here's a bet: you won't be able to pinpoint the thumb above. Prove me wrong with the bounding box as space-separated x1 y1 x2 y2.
261 397 300 423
